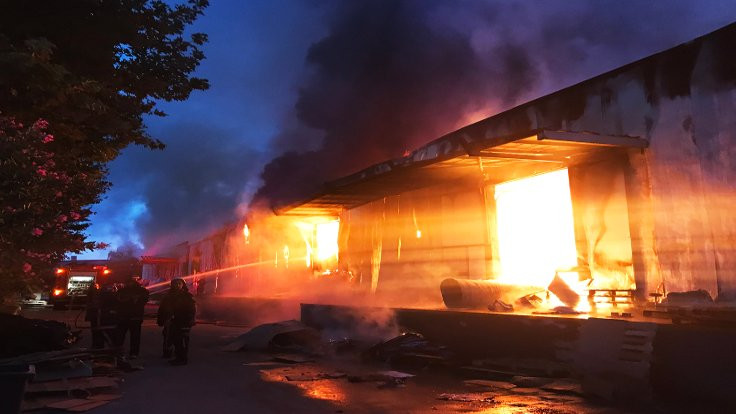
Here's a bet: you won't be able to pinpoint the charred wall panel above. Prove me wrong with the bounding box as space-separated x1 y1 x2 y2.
341 183 488 305
458 24 736 299
568 159 636 291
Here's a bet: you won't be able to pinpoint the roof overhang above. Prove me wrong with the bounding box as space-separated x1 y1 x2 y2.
275 129 647 216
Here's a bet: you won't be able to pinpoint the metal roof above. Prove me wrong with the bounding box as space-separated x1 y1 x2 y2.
275 129 647 216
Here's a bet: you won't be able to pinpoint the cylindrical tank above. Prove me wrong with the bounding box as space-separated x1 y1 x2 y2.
440 278 542 309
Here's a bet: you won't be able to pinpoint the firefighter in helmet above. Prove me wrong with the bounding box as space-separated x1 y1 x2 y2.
157 278 196 365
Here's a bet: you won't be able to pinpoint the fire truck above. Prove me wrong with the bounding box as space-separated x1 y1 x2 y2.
49 259 140 309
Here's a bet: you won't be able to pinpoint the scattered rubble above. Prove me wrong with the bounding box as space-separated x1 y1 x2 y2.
471 357 570 378
533 306 581 316
347 370 414 383
235 318 630 413
285 372 346 381
0 314 78 358
25 375 118 394
363 332 452 364
515 294 544 310
0 334 130 414
437 392 495 403
223 320 320 352
547 274 580 308
36 394 120 412
488 299 514 312
511 376 555 388
271 354 315 364
663 289 713 306
540 379 584 395
463 379 517 391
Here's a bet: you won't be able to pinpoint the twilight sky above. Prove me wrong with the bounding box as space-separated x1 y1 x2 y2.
82 0 736 259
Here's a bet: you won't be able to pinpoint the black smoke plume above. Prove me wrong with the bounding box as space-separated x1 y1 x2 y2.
253 0 734 208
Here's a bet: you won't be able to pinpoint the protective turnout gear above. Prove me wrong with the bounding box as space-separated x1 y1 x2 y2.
157 279 196 364
115 279 149 357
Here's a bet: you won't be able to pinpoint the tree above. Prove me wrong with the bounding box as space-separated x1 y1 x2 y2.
0 0 209 299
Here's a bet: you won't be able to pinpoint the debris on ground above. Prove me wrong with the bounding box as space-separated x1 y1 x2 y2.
25 375 118 394
511 376 555 388
533 306 581 316
516 294 544 310
32 359 93 382
488 299 514 312
662 289 713 306
0 314 79 358
437 392 495 403
547 274 580 309
347 370 415 383
242 361 287 367
44 396 119 412
271 354 315 364
464 379 517 391
326 337 358 354
223 320 320 352
285 372 346 381
363 332 452 365
2 346 131 413
471 357 570 378
540 380 584 395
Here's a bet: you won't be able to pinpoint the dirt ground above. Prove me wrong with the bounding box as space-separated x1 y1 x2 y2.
20 307 641 414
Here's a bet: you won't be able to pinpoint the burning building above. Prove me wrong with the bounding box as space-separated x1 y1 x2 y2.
272 22 736 312
146 23 736 405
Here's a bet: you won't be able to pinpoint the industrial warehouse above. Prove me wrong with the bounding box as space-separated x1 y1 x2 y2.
171 23 735 305
137 22 736 406
8 3 736 414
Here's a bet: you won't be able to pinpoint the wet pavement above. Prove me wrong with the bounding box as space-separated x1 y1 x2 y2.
18 307 649 413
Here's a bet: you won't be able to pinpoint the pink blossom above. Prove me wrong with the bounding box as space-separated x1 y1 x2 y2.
31 228 43 236
37 168 47 176
33 119 49 130
57 214 68 223
70 212 81 220
22 263 32 273
55 191 63 198
42 134 54 143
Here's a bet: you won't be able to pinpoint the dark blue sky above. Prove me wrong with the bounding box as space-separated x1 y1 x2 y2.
81 0 736 259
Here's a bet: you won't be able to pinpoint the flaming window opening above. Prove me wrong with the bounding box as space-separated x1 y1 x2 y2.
294 217 340 273
493 169 586 309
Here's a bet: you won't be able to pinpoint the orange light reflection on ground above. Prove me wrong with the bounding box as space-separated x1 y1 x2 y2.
259 367 347 404
295 380 347 403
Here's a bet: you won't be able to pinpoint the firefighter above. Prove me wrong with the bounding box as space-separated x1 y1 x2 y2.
115 276 150 359
98 284 121 347
157 278 196 365
84 283 104 349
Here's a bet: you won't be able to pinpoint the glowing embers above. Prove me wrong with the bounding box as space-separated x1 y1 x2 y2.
494 169 579 298
295 217 340 271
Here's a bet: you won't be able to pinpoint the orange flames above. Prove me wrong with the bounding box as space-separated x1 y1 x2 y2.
226 167 634 312
493 169 592 311
293 217 340 271
494 169 578 286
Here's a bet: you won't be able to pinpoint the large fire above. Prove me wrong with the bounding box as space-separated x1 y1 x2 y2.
494 169 591 311
494 169 578 287
293 218 340 271
208 167 632 313
315 220 339 262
